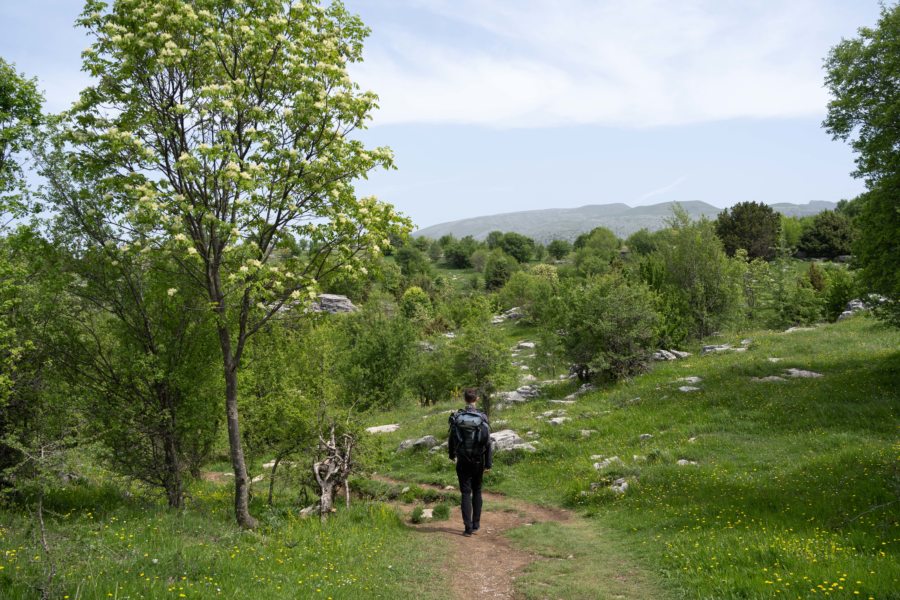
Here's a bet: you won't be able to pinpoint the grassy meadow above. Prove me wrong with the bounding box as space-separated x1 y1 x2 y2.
370 315 900 599
0 479 447 599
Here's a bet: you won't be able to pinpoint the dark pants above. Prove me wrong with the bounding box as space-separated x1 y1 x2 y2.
456 458 484 532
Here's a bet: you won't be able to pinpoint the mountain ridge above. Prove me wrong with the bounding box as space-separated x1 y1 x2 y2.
413 200 837 243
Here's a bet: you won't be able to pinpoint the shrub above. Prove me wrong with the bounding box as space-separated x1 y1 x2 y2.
400 285 432 322
715 201 781 260
799 210 855 259
410 506 424 523
547 239 572 260
432 503 450 520
650 207 743 338
550 274 659 381
483 250 518 290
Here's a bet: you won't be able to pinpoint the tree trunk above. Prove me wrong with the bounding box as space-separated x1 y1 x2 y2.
162 431 184 509
267 456 281 506
222 355 257 529
318 480 335 521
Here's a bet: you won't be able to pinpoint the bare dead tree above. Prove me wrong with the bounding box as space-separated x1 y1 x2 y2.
312 424 354 522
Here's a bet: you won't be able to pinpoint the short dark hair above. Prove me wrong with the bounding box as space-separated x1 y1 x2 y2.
464 388 478 403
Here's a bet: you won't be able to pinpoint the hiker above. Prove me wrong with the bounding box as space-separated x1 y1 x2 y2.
448 388 493 537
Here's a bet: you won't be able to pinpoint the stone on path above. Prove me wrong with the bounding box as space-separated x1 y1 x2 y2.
366 424 400 434
421 508 434 519
785 368 823 378
517 341 536 350
678 385 701 392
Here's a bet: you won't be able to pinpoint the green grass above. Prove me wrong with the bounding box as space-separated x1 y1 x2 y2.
0 479 448 600
371 316 900 598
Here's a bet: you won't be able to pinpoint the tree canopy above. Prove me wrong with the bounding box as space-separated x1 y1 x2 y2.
714 201 781 260
824 3 900 324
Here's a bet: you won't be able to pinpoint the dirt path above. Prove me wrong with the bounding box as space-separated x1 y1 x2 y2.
375 476 570 600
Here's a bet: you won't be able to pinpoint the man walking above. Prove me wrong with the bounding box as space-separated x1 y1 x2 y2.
448 388 493 536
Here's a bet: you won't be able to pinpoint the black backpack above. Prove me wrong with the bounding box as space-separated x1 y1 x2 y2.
452 411 488 462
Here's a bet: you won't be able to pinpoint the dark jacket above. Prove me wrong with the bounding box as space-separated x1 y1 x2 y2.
448 407 493 469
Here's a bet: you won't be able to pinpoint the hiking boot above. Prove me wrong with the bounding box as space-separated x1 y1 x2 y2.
472 523 480 532
463 529 473 537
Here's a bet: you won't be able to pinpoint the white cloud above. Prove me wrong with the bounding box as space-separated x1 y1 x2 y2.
352 0 840 128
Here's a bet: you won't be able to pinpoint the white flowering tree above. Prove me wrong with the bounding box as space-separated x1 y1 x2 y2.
69 0 409 527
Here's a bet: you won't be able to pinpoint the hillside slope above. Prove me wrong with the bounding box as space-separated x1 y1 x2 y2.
368 316 899 598
413 200 837 242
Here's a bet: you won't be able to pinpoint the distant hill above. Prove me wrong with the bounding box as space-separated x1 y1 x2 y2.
413 200 837 243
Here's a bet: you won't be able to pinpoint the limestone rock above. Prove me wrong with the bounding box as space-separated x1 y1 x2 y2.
580 429 596 437
783 326 815 334
610 478 629 494
299 504 319 517
785 368 823 378
311 294 358 314
517 341 536 350
516 385 541 399
639 433 653 441
593 456 623 470
751 375 786 382
398 435 439 451
678 385 701 392
701 344 732 355
429 441 449 454
421 508 434 519
549 417 569 426
677 459 698 466
677 376 702 384
670 350 692 359
491 429 537 452
366 424 400 434
652 349 677 361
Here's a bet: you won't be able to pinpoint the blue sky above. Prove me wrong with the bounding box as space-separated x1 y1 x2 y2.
0 0 883 229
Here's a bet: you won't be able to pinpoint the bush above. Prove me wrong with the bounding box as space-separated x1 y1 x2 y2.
432 503 451 520
410 506 424 523
715 201 781 260
649 207 743 338
483 250 518 290
550 275 659 381
337 304 417 410
400 285 432 322
394 245 432 277
497 269 556 323
799 210 855 259
547 239 572 260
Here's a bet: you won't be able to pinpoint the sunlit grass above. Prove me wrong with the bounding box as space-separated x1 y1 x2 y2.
374 316 900 598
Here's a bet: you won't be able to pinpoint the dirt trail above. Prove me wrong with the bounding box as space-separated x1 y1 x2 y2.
376 476 570 600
